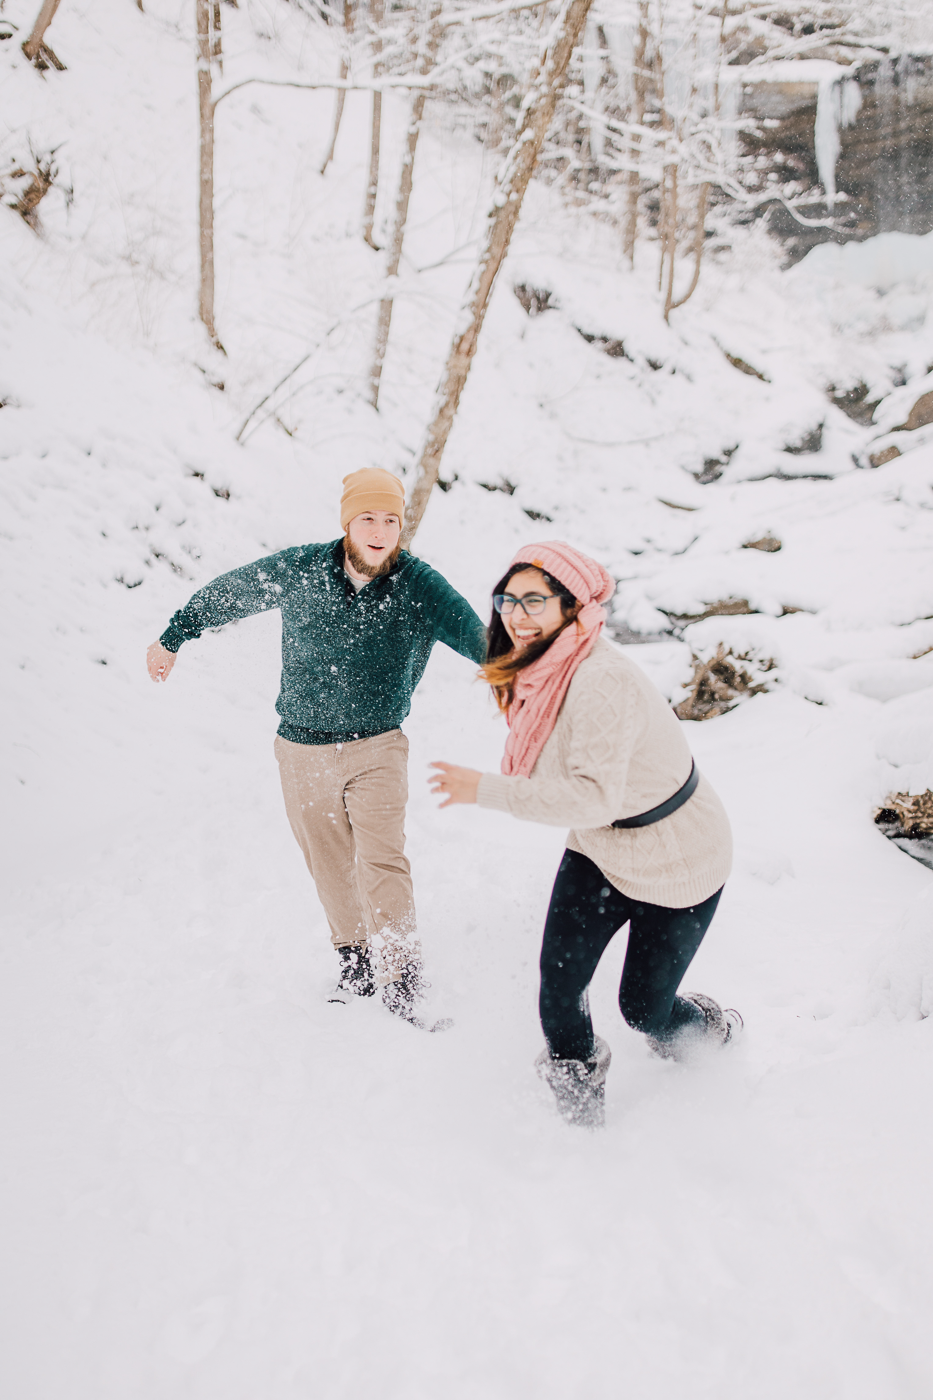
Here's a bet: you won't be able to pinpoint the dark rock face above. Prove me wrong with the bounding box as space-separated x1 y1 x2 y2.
829 382 881 425
741 55 933 261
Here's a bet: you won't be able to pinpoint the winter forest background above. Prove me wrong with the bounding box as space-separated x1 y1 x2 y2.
3 0 933 1394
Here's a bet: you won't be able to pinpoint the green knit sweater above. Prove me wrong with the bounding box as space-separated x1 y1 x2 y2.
160 539 488 744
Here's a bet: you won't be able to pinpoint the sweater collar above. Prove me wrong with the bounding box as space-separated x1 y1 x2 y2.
328 537 411 593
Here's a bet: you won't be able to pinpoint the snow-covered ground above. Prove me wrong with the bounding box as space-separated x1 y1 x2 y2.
3 2 933 1395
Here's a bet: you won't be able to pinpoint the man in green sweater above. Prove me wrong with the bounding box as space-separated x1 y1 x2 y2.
146 468 487 1028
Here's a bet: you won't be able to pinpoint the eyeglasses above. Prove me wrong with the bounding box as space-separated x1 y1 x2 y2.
493 592 557 616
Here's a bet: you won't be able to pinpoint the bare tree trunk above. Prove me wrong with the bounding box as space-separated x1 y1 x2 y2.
319 69 348 175
320 0 354 175
363 90 383 245
668 181 708 312
662 164 679 320
367 90 429 406
197 0 220 346
362 0 384 248
658 157 678 306
656 167 668 292
487 76 505 153
403 0 595 545
654 31 678 308
664 2 724 315
367 5 441 409
22 0 65 67
622 0 648 266
212 0 223 72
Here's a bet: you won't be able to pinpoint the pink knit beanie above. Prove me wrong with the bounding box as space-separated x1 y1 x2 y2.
508 541 615 607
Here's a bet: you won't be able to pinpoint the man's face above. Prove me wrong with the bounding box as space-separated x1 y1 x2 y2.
345 511 402 578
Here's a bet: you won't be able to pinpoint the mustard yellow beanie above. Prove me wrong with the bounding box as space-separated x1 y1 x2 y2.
340 468 406 530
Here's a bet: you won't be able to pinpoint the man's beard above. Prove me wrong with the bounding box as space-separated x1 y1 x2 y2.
344 535 402 579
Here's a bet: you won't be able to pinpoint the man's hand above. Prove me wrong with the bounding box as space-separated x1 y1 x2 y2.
147 641 176 683
429 761 481 808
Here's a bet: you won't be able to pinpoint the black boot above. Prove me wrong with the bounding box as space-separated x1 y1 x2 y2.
382 962 452 1032
535 1036 611 1129
328 943 376 1003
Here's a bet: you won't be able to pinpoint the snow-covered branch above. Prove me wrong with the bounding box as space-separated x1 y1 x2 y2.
439 0 546 28
212 72 438 107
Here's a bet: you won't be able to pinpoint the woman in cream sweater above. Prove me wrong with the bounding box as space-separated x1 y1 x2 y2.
430 541 739 1129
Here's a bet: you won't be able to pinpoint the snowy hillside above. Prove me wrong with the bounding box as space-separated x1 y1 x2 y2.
2 1 933 1396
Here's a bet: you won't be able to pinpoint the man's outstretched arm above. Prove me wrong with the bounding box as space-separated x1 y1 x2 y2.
145 548 299 683
416 566 488 664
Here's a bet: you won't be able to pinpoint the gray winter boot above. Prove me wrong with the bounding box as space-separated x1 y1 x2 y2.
648 992 743 1060
684 992 743 1045
535 1036 611 1130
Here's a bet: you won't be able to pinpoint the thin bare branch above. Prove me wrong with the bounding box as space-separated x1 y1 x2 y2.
213 73 438 109
439 0 544 27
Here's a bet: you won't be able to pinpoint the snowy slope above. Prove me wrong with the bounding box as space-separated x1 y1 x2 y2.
3 2 933 1396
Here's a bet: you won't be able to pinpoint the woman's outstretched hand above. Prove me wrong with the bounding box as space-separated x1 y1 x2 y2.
429 762 481 808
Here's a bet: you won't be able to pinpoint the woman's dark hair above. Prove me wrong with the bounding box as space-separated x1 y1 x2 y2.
480 563 580 712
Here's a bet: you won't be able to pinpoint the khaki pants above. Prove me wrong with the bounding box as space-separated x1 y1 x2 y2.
274 730 419 984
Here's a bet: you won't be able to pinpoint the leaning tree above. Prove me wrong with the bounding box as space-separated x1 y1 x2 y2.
403 0 596 544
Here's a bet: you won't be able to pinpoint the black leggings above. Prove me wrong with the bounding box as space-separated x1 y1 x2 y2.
539 848 723 1062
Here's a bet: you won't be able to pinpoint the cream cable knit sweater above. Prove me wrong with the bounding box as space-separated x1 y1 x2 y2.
477 637 732 909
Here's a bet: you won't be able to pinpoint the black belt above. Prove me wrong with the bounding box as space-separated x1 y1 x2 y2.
611 759 698 829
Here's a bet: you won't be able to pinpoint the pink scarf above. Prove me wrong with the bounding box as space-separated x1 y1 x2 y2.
501 543 615 779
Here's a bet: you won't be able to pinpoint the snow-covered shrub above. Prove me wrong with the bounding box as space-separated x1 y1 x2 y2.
876 790 933 838
0 146 61 229
672 643 776 721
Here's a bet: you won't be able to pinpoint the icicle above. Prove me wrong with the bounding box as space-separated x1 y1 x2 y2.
839 75 862 129
815 71 862 213
583 16 605 164
814 73 841 210
719 71 740 168
603 22 632 107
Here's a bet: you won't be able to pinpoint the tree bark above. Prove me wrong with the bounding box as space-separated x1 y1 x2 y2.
668 181 708 313
653 26 672 296
361 0 385 248
21 0 64 66
621 0 648 266
402 0 595 546
197 0 219 345
662 161 678 321
320 0 354 175
212 0 223 72
367 4 441 409
664 4 724 315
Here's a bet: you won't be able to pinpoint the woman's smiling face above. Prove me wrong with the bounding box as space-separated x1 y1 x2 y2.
500 569 568 649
